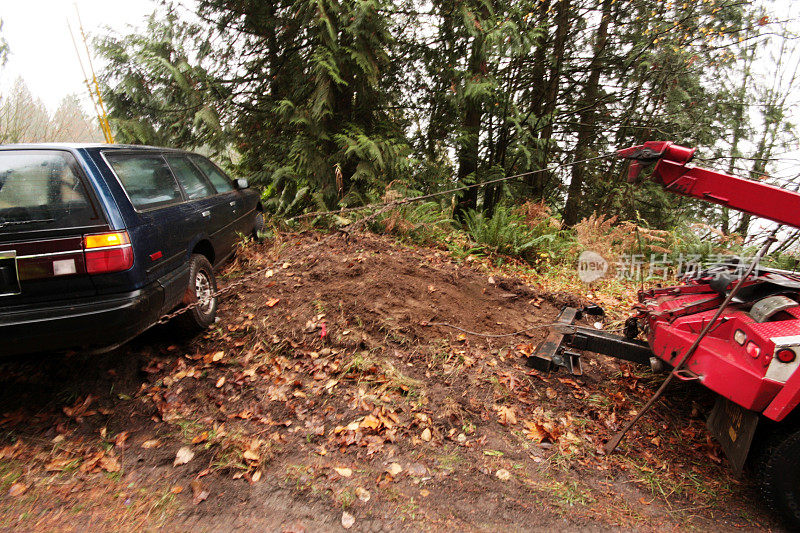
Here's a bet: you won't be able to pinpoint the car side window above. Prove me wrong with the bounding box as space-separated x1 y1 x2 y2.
105 153 183 209
190 156 234 194
166 156 216 200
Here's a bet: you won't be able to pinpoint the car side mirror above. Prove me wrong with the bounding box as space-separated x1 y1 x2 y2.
234 178 249 189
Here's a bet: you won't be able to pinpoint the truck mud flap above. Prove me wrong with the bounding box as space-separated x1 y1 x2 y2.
707 395 759 475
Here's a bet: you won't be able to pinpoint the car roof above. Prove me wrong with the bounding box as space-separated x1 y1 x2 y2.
0 142 191 153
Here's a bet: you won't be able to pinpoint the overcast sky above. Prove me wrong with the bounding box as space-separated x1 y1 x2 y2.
0 0 169 112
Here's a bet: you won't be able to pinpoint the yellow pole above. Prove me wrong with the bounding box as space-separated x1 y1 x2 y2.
71 7 114 143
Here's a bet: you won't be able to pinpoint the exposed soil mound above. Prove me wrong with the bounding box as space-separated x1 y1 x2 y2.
0 232 778 532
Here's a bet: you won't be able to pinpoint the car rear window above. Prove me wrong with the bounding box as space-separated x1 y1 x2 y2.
105 153 183 210
0 150 103 233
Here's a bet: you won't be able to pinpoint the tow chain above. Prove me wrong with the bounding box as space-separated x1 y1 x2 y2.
155 151 618 326
155 233 338 325
155 263 271 325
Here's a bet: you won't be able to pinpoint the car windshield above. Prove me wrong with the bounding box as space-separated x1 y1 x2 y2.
0 150 102 234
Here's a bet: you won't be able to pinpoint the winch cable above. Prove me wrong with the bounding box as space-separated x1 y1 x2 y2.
605 226 781 454
285 152 617 223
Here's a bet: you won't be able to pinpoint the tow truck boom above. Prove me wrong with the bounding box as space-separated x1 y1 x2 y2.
619 141 800 229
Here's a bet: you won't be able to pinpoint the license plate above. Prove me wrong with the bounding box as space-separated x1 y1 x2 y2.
0 250 21 296
707 395 759 475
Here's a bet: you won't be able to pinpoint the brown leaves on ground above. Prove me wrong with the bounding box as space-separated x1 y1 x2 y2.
0 232 758 531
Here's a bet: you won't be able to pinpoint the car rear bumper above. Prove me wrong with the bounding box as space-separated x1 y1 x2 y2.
0 283 164 356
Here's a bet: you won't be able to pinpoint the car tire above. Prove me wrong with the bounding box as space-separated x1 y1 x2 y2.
757 426 800 529
252 210 265 241
175 254 217 332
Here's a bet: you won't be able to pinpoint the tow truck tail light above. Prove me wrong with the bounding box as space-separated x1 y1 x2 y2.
745 341 761 358
734 330 747 345
777 349 797 364
84 231 133 274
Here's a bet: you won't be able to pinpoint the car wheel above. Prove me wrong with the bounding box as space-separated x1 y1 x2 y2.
175 254 217 332
757 426 800 529
252 210 265 241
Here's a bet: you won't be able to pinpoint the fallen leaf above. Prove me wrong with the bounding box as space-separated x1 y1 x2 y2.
355 487 371 502
360 414 381 430
191 480 209 505
114 431 129 448
192 431 209 444
341 511 355 529
522 419 559 443
420 489 430 497
174 447 195 466
212 351 225 362
215 377 226 388
333 467 353 478
8 482 27 497
386 463 403 477
252 470 263 483
171 485 184 494
243 449 260 462
420 428 432 442
141 439 162 449
545 388 557 400
99 454 121 473
496 405 517 426
495 468 511 481
266 297 280 307
45 457 76 472
80 451 105 473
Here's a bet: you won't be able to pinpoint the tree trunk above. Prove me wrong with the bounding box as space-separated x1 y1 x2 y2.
527 0 571 197
454 20 486 221
562 0 613 226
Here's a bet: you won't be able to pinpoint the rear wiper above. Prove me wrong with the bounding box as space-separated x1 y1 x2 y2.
0 218 55 228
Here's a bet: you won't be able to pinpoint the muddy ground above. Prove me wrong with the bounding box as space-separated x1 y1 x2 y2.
0 231 784 531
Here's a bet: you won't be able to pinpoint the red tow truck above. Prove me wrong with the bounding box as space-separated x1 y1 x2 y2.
530 142 800 527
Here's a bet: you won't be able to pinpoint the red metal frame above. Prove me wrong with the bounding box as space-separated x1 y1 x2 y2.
620 142 800 422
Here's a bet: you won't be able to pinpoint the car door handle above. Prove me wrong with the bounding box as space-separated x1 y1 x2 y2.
201 210 211 218
229 201 236 207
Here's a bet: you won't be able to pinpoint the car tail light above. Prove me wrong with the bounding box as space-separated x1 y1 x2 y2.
85 231 129 249
777 348 797 364
84 231 133 274
745 341 761 358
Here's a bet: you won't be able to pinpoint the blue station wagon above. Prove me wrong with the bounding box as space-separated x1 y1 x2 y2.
0 144 263 356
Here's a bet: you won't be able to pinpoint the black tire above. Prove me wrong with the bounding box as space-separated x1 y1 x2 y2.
252 210 265 241
757 426 800 529
175 254 217 332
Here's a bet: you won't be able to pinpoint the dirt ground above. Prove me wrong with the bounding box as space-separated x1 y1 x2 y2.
0 231 785 531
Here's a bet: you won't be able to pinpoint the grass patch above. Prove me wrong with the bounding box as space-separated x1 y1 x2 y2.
0 459 22 492
547 480 595 508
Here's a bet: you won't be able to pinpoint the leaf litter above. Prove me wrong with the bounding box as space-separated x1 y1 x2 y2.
0 232 776 531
